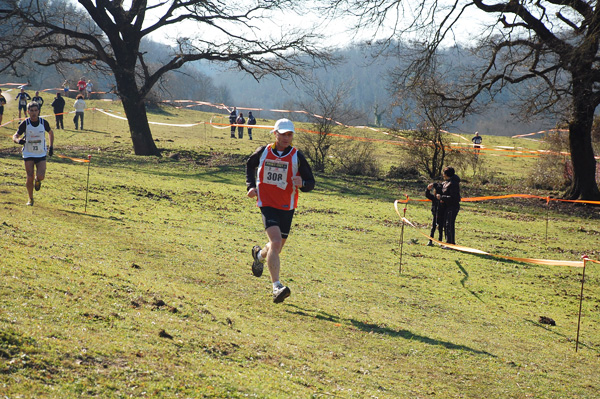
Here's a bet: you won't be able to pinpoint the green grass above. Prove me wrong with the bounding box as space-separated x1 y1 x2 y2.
0 99 599 398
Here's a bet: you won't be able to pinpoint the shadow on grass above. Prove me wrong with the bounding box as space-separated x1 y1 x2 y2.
62 209 122 221
524 319 598 353
455 261 484 303
286 305 496 357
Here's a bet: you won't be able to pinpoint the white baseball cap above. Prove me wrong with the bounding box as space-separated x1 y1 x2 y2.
272 118 295 133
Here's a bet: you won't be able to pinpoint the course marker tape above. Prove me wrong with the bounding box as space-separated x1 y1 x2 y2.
396 193 600 206
394 200 585 268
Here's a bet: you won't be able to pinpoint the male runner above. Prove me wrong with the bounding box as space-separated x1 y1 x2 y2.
15 88 31 119
12 102 54 206
32 91 44 112
246 119 315 303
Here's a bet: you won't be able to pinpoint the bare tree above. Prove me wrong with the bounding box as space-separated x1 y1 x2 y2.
327 0 600 200
0 0 331 155
395 62 463 179
297 78 362 172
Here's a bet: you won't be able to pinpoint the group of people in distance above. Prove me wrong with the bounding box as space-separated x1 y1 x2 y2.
228 106 257 139
62 78 93 99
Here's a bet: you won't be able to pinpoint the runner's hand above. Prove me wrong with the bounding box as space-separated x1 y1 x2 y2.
48 146 54 157
18 139 26 145
292 176 302 187
247 188 257 198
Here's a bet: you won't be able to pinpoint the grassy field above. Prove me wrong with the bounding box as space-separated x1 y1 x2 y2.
1 95 599 398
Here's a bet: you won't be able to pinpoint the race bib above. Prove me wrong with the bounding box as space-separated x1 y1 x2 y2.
24 139 44 156
263 159 288 190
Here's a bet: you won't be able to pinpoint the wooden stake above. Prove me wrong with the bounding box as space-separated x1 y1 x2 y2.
576 256 588 352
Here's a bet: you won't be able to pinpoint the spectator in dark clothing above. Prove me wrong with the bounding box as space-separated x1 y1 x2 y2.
51 92 66 129
247 111 256 140
228 107 237 138
425 182 445 246
437 166 461 246
236 113 245 139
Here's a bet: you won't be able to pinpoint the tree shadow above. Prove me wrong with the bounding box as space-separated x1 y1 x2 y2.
285 304 496 357
455 260 484 302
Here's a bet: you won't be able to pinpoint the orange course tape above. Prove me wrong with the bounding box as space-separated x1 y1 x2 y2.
56 154 90 163
393 200 585 268
395 194 600 206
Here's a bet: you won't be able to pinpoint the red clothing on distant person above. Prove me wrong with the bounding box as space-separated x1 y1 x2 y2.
77 80 86 92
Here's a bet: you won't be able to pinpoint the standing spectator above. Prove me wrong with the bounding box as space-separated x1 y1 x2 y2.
247 111 256 140
32 91 44 112
62 80 70 96
77 78 86 96
73 94 86 130
425 182 445 246
51 92 65 130
437 166 461 246
236 112 245 139
15 88 31 119
86 80 93 99
246 119 315 303
0 89 6 126
228 106 238 138
12 101 54 206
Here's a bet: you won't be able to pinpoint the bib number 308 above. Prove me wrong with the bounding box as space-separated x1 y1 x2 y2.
267 171 283 181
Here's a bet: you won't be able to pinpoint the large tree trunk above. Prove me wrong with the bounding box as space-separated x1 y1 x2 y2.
121 96 160 156
566 92 600 200
114 72 160 156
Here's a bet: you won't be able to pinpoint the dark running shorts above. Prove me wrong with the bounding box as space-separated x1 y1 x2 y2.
0 105 4 115
260 206 295 239
24 156 46 164
19 104 27 111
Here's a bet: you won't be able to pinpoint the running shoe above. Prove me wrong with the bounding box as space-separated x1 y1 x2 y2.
34 179 41 191
273 285 291 303
251 245 263 277
26 199 34 206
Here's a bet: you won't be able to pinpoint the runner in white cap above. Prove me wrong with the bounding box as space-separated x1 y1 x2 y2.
245 118 315 303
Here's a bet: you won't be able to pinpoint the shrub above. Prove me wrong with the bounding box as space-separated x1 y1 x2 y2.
332 139 380 177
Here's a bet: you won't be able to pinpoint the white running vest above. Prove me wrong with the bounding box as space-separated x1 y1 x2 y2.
22 118 47 158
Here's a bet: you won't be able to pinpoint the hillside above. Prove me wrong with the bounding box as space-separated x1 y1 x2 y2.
1 100 599 398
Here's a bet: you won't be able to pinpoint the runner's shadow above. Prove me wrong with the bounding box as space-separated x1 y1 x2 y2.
285 305 496 357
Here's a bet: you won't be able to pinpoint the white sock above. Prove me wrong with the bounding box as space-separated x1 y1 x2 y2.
273 281 283 291
257 251 265 263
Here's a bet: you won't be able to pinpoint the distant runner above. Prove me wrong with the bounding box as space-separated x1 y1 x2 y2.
15 88 31 119
246 118 315 303
12 102 54 206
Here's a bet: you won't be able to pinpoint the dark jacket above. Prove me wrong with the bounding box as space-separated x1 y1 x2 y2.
51 96 65 113
425 184 444 215
440 175 461 209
